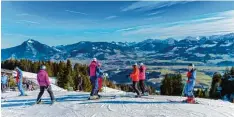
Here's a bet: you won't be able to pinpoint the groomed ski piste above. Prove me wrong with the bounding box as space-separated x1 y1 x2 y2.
1 86 234 117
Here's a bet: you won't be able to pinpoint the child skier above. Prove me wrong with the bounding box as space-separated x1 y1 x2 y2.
97 63 104 97
129 63 141 98
184 63 197 103
139 63 148 96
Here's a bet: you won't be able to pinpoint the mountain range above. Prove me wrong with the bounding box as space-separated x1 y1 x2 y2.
2 33 234 64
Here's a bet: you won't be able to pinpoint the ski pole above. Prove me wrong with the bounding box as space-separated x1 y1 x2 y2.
103 73 107 95
180 82 186 100
181 83 186 96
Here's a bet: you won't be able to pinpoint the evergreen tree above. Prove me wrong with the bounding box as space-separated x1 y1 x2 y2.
57 61 66 88
63 59 74 89
82 74 92 92
160 73 183 96
209 72 222 99
231 67 234 75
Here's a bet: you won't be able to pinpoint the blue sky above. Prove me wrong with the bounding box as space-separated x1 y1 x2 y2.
2 1 234 48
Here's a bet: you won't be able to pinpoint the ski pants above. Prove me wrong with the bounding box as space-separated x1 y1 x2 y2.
132 81 141 96
90 76 98 96
17 81 25 96
36 85 55 102
184 81 195 97
1 83 7 92
139 80 146 94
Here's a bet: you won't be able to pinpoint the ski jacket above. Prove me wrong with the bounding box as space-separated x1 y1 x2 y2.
97 67 104 78
16 68 23 83
88 61 98 77
37 70 50 86
187 69 196 82
139 65 146 80
1 75 8 84
130 68 139 82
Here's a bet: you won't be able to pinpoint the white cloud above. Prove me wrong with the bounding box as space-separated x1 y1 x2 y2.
18 20 40 24
147 11 164 16
122 1 188 12
144 16 161 21
65 10 87 15
122 10 234 39
16 13 32 16
116 27 135 32
105 15 118 20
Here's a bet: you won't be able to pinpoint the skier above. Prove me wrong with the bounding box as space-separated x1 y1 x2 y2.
1 73 8 93
129 63 141 98
97 63 104 97
36 65 55 104
15 67 26 96
184 63 197 103
88 58 101 100
139 63 148 96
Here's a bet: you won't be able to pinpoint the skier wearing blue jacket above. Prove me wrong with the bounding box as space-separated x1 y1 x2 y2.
1 73 8 93
15 67 26 96
184 63 196 103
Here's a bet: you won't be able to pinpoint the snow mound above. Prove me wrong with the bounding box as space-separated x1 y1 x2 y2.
13 71 65 92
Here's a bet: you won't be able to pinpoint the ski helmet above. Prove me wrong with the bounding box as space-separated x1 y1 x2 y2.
92 58 97 62
188 63 195 68
133 63 138 66
140 63 144 66
41 65 46 70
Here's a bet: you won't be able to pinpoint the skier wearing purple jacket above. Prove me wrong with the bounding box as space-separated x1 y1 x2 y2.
36 65 55 104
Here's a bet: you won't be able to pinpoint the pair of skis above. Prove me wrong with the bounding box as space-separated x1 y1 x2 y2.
167 99 199 104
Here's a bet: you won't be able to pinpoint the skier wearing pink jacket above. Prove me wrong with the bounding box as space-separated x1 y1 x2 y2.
36 65 55 104
139 63 148 95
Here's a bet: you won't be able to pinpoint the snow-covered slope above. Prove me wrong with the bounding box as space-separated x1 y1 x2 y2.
1 88 234 117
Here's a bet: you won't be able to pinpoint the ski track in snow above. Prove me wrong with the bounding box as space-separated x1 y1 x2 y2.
2 91 234 117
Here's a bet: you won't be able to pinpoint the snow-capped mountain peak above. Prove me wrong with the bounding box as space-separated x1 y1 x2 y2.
27 39 34 44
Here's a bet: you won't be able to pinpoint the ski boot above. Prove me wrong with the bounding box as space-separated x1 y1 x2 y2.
187 97 195 104
142 92 149 96
88 95 99 100
182 97 190 103
98 94 102 98
135 95 141 98
36 99 42 104
19 94 28 96
51 100 56 105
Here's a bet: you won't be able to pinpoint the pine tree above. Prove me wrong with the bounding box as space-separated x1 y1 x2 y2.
160 73 183 96
82 75 92 92
223 67 230 79
209 72 222 99
63 59 74 90
57 61 66 88
231 67 234 76
32 62 40 73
